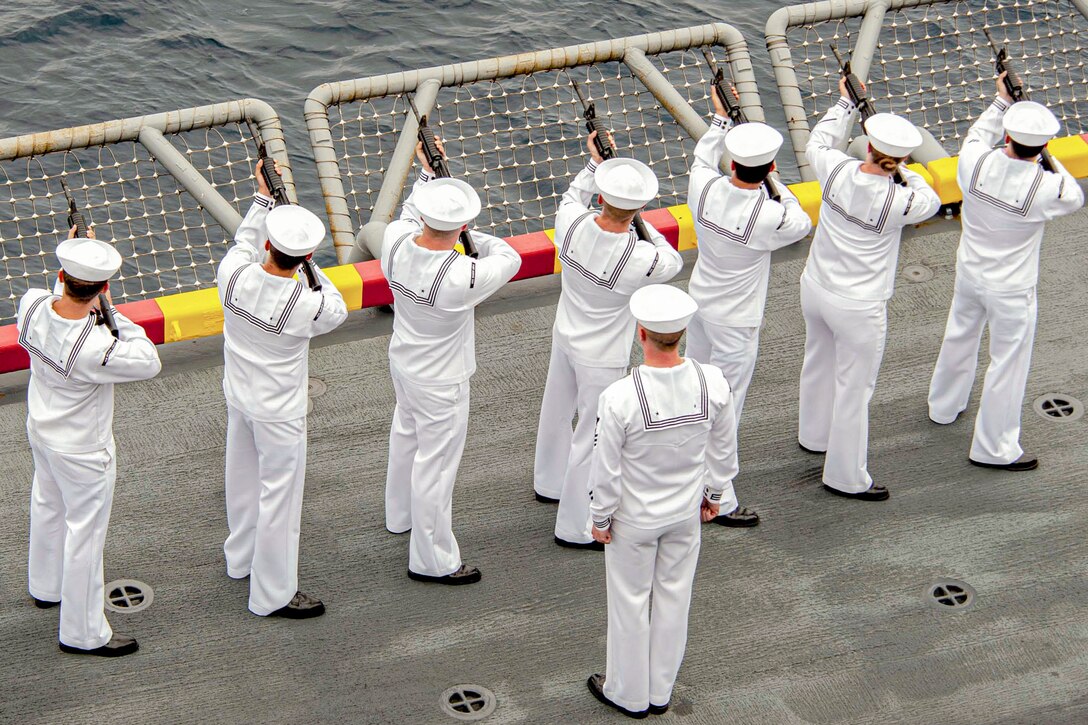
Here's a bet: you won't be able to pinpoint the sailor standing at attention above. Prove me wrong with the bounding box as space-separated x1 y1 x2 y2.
382 140 521 585
685 82 812 527
533 132 683 551
219 160 347 618
798 77 940 500
586 284 737 719
20 227 161 656
928 75 1082 469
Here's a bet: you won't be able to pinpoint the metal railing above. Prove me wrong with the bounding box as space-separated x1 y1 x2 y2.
0 100 293 323
766 0 1088 181
304 24 761 262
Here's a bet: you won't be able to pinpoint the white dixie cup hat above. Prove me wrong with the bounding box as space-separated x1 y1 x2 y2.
415 178 482 231
725 122 784 167
266 205 326 256
864 113 923 158
56 237 122 282
1003 101 1060 147
629 284 699 334
595 158 659 211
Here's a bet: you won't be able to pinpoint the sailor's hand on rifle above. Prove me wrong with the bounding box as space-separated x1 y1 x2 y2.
709 83 739 118
586 130 612 165
68 225 95 240
415 137 445 175
996 71 1013 104
839 75 863 99
255 158 280 198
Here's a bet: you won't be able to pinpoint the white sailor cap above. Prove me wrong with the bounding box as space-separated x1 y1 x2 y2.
56 237 122 282
1003 101 1060 147
865 113 923 158
266 205 325 256
595 158 659 211
415 178 482 231
726 122 783 167
630 284 698 334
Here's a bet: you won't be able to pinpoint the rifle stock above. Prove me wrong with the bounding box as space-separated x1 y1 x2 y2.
982 28 1056 173
59 180 119 339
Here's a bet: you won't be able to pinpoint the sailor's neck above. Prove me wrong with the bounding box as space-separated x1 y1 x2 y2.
595 216 634 235
415 232 458 252
642 352 685 369
52 296 95 321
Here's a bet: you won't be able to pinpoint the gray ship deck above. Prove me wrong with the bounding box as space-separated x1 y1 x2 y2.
1 207 1086 725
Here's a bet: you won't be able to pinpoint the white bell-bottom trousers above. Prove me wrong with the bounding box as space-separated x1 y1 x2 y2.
224 405 308 616
798 274 888 493
604 513 701 712
928 274 1037 464
385 372 469 577
28 441 116 650
533 342 625 543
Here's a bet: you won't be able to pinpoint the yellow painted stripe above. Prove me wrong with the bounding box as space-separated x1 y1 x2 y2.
1048 135 1088 177
324 264 363 311
544 228 561 273
668 203 698 251
156 287 224 343
789 180 823 227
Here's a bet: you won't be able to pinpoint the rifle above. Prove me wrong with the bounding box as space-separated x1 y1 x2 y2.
569 79 653 242
701 49 782 202
405 95 478 258
830 46 906 186
982 27 1056 173
246 121 322 290
60 179 118 339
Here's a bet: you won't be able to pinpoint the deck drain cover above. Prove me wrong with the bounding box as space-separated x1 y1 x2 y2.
927 579 975 611
104 579 153 613
1033 393 1083 422
440 685 496 721
308 378 328 398
902 264 934 283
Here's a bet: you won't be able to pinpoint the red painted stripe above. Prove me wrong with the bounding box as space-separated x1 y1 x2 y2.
0 324 29 375
117 299 165 345
640 208 680 249
357 260 393 308
507 231 556 281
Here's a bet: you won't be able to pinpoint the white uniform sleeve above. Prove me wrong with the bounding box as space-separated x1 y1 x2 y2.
399 170 434 225
82 310 162 383
747 185 812 252
1039 156 1085 220
589 392 625 530
461 234 522 308
614 226 683 295
961 98 1010 158
218 194 273 285
556 161 599 234
899 166 942 225
301 265 349 337
702 383 739 504
689 114 730 197
806 98 856 183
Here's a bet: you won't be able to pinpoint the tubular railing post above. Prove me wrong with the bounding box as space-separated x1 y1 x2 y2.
139 127 244 235
354 78 441 262
305 85 356 263
851 0 890 83
246 99 297 203
766 6 820 182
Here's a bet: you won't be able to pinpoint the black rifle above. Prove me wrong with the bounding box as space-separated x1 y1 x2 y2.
570 79 653 242
701 48 782 202
405 95 478 258
60 179 118 339
983 27 1056 173
246 122 322 290
830 46 907 186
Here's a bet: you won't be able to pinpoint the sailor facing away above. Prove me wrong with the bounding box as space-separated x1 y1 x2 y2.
382 140 521 585
928 74 1083 470
20 228 161 657
685 82 812 527
219 160 347 618
533 132 683 550
799 77 940 500
586 284 737 719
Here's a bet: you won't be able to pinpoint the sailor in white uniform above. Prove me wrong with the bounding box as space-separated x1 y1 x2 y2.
533 133 683 550
587 284 737 719
799 78 940 500
219 160 347 618
686 84 812 527
20 228 161 657
928 76 1083 470
383 141 521 585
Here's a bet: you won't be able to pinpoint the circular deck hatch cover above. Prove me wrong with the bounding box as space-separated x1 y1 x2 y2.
104 579 154 613
441 685 496 721
927 579 975 611
1033 393 1083 422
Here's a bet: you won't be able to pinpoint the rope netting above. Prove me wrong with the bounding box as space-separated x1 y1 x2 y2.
0 125 260 323
329 47 727 241
789 0 1088 151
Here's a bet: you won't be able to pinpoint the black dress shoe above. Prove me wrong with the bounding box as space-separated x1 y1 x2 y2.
407 563 482 585
587 674 648 719
969 454 1038 472
555 536 605 551
798 441 826 455
711 506 760 528
59 633 138 657
33 597 59 609
535 492 560 504
822 483 889 501
648 702 670 715
268 591 326 619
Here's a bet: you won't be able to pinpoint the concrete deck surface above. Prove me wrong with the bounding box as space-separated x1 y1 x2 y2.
0 207 1085 725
